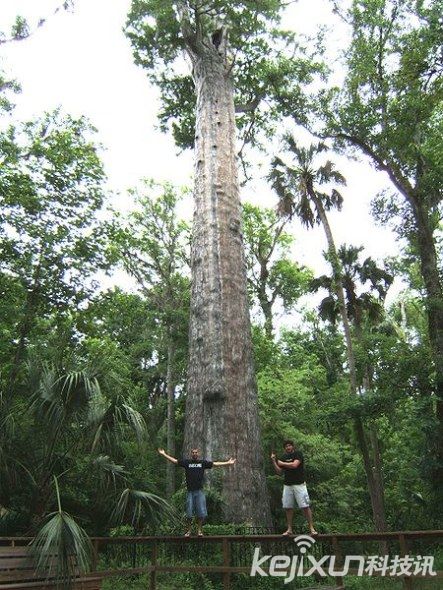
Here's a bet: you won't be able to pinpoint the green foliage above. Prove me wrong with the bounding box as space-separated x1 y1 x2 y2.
328 0 443 201
107 181 190 361
125 0 324 152
0 69 20 112
1 0 442 550
0 110 108 389
243 203 312 333
112 488 177 531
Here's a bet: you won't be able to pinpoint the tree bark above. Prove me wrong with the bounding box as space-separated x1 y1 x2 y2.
354 418 388 539
166 339 176 499
258 283 274 339
182 35 271 525
412 194 443 486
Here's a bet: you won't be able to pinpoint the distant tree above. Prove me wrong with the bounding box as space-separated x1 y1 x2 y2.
109 182 190 497
242 203 312 337
0 1 75 45
0 111 108 397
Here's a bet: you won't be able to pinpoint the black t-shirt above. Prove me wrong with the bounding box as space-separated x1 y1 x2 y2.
178 458 213 491
280 451 305 485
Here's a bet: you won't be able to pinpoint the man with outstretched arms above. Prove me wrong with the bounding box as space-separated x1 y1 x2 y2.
158 447 236 536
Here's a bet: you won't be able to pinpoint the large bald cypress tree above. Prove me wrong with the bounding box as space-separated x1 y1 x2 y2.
126 0 319 524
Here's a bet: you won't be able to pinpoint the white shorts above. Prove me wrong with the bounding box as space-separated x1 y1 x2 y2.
282 483 310 509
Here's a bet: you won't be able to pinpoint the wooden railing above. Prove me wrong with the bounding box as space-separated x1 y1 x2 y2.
1 530 442 589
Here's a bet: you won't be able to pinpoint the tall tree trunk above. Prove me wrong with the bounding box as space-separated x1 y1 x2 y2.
182 33 271 525
166 339 176 498
354 418 388 540
412 195 443 490
311 195 358 391
313 194 388 532
258 292 274 339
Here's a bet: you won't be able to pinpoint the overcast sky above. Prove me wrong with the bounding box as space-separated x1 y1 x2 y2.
0 0 404 321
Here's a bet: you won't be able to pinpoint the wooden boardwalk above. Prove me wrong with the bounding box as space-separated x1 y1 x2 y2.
1 530 442 589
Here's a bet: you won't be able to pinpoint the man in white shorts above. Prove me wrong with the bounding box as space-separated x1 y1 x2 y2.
271 440 317 536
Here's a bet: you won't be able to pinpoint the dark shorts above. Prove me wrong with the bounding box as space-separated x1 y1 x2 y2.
186 490 207 518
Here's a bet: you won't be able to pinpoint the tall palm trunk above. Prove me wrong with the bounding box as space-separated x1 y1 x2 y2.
312 192 387 532
311 193 357 390
181 29 271 524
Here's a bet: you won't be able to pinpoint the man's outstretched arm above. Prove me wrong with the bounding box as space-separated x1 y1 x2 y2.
158 448 178 464
213 458 236 467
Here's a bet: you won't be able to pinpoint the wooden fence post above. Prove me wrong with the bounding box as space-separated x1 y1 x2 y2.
331 536 345 589
222 537 231 590
399 534 413 590
91 539 99 571
150 541 157 590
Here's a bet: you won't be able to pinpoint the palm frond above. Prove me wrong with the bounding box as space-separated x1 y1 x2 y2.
30 368 97 432
361 256 393 298
121 403 147 445
270 139 345 228
111 488 177 530
88 394 147 452
318 160 347 186
310 274 334 292
360 293 385 325
268 158 296 219
296 192 316 227
31 477 92 589
318 295 340 324
92 455 127 488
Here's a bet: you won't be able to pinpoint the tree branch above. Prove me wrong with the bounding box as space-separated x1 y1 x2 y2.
327 132 415 202
235 97 261 114
0 1 75 45
175 0 202 56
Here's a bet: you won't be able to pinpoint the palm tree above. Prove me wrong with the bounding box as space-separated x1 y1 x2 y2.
31 476 93 589
312 245 393 337
269 138 389 533
1 363 173 532
312 245 394 534
269 138 357 393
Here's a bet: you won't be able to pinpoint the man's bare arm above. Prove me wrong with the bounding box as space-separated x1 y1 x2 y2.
158 448 178 464
213 458 236 467
271 452 283 475
277 459 301 470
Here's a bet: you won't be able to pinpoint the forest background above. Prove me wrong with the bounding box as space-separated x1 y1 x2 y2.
0 0 442 559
